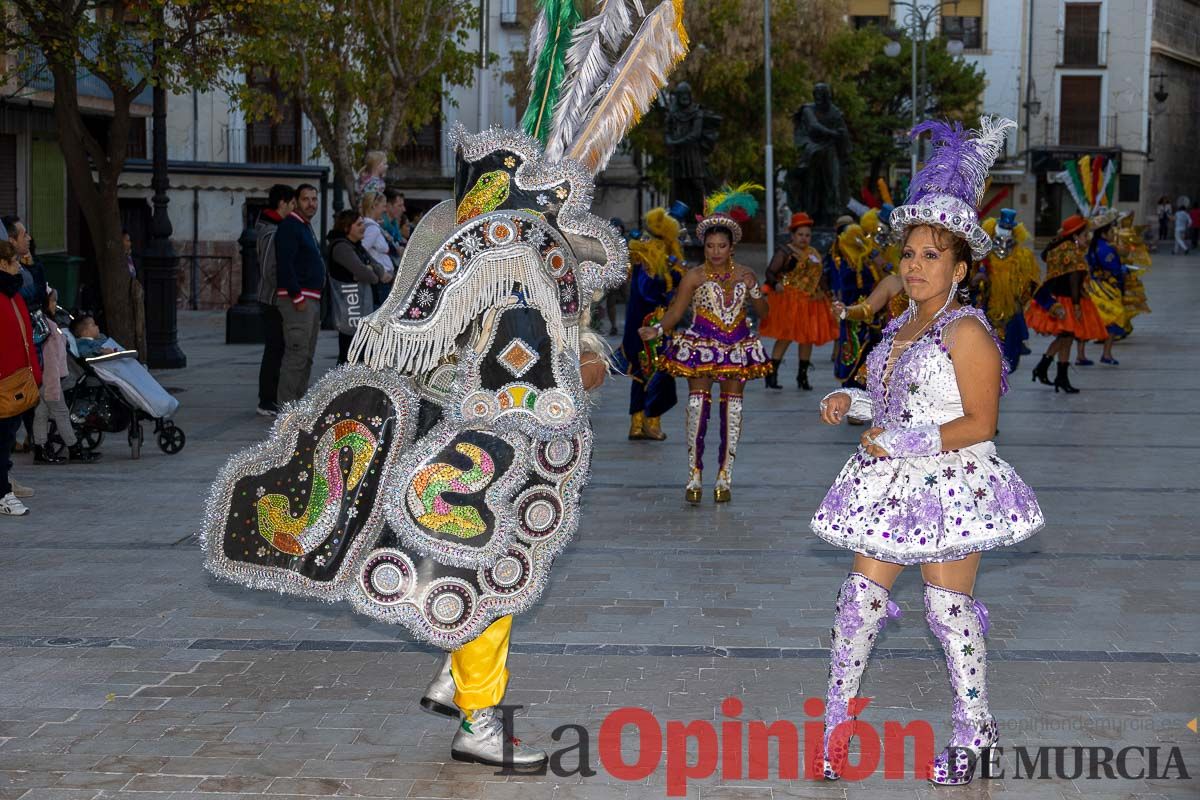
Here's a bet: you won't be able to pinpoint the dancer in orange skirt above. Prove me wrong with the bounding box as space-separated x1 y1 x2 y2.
761 212 837 390
1026 214 1107 393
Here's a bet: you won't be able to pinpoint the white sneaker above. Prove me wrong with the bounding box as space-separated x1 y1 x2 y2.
9 478 33 498
0 493 29 516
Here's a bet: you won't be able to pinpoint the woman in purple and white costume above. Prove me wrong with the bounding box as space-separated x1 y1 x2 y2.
809 117 1044 786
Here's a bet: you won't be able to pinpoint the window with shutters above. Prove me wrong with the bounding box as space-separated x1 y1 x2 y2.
395 117 442 172
1059 75 1102 146
245 70 303 164
1062 4 1102 67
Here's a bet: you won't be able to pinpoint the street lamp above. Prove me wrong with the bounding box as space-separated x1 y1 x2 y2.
885 1 964 177
1150 72 1169 104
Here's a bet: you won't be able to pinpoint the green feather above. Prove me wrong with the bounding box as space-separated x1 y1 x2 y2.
521 0 582 144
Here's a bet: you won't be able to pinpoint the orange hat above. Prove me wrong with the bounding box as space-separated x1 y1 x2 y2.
1059 214 1088 238
789 211 814 230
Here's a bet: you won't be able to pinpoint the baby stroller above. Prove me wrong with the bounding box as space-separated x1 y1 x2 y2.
49 333 187 460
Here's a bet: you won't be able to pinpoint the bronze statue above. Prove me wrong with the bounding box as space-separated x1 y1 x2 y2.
789 83 851 227
665 83 720 223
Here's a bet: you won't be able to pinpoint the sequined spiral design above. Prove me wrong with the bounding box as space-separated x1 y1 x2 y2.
406 443 496 537
256 420 377 556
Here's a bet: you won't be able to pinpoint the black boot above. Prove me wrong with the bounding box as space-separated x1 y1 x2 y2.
69 444 102 463
765 359 782 390
1053 362 1080 394
1031 355 1053 385
796 359 812 391
33 445 66 465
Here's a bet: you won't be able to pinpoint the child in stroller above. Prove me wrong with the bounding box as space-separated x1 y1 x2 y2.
55 315 187 460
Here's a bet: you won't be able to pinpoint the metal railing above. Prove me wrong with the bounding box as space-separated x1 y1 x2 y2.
176 254 235 310
1033 113 1118 148
9 38 152 104
1058 28 1108 67
225 122 321 166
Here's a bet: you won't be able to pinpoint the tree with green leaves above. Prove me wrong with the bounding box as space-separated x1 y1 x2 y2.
0 0 243 348
235 0 481 205
626 0 849 198
818 26 986 195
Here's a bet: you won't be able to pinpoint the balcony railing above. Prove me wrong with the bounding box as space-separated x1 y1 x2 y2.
224 119 321 166
1058 28 1108 67
8 39 153 105
1033 114 1118 148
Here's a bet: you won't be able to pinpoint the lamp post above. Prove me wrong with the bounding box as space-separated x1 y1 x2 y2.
142 33 186 369
886 1 964 177
1022 77 1041 171
764 0 775 258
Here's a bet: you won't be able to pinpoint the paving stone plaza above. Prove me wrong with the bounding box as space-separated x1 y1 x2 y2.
0 252 1196 800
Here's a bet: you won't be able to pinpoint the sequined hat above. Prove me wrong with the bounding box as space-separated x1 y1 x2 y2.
889 116 1017 260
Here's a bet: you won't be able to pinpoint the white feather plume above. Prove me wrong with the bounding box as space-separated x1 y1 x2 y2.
565 0 688 174
971 116 1016 205
527 8 549 70
544 0 634 161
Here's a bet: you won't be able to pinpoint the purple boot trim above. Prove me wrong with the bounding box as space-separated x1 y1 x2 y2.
923 583 998 786
819 572 894 780
686 391 710 476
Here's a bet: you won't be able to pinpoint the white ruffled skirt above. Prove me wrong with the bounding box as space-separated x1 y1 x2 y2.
810 441 1044 564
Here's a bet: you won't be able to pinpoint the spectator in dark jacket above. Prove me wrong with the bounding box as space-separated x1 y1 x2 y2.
254 184 296 416
326 210 390 364
0 240 41 516
273 184 324 405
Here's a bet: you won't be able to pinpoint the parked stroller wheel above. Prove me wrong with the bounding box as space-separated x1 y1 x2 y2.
157 424 186 455
128 422 143 460
80 429 104 451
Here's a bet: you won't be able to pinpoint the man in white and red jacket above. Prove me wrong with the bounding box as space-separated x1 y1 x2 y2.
273 184 325 405
0 240 41 516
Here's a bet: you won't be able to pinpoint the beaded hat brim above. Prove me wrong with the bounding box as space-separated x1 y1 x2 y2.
695 214 743 243
890 195 992 260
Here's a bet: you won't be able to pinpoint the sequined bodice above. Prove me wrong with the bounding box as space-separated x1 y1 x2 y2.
780 246 823 293
867 306 1003 428
691 274 749 333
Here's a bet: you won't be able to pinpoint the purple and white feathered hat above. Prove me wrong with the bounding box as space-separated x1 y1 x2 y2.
890 116 1017 260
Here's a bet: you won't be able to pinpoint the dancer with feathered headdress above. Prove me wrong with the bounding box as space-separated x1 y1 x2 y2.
809 117 1044 786
638 184 770 504
620 206 689 440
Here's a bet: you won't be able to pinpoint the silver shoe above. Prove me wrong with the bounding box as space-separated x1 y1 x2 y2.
450 706 547 769
420 653 459 718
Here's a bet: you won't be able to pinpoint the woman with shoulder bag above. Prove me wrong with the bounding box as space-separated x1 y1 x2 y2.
0 240 42 516
326 210 390 364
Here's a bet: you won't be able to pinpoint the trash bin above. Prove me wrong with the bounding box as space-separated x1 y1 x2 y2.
40 253 84 309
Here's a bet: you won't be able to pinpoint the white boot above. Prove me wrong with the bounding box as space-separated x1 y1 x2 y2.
924 583 999 786
450 706 547 769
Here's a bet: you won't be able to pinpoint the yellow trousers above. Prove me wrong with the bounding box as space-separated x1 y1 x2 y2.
450 614 512 714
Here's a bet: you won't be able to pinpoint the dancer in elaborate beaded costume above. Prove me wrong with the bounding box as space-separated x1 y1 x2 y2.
977 209 1040 371
640 186 770 504
810 117 1044 787
826 219 888 390
1026 215 1107 393
200 0 689 770
620 207 688 441
761 212 836 391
